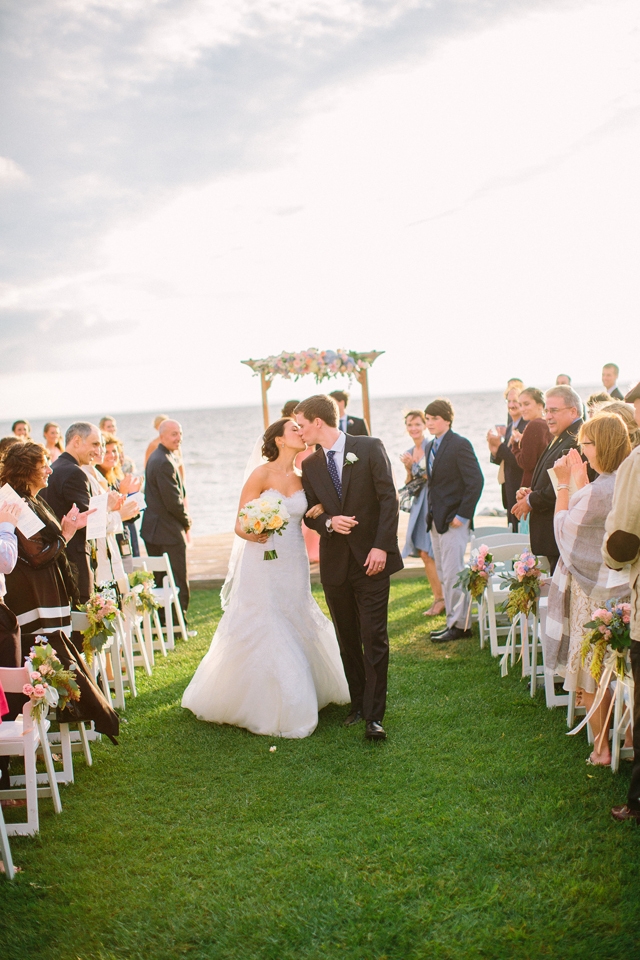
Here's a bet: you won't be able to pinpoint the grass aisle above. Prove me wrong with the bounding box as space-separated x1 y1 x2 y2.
2 582 639 960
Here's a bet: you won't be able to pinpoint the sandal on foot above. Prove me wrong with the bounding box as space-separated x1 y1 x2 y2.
586 754 611 767
423 599 446 617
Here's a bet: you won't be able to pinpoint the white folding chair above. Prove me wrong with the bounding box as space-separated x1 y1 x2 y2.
132 555 188 650
0 665 63 836
0 802 16 879
611 675 634 772
481 541 532 659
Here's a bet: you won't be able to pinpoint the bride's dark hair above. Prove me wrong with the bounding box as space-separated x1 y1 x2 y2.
262 418 294 462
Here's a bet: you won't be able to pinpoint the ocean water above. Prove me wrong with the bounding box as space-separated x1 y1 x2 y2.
0 388 600 536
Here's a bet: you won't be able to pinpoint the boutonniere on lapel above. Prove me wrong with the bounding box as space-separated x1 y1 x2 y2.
344 453 359 466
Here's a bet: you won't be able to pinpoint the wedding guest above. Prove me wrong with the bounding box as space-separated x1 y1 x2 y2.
0 500 21 793
144 415 169 465
83 441 131 591
99 415 117 435
43 422 64 462
11 420 31 439
0 441 92 648
41 422 103 604
602 363 624 401
95 435 142 560
0 437 23 460
601 401 640 448
328 390 369 436
555 374 572 386
141 419 191 620
544 414 631 765
504 379 524 424
281 400 300 418
602 439 640 823
400 410 444 616
487 388 523 531
424 399 484 643
586 391 611 417
512 385 585 573
625 381 640 426
509 388 551 487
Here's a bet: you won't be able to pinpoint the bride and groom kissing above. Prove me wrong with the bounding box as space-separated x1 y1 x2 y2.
182 394 403 741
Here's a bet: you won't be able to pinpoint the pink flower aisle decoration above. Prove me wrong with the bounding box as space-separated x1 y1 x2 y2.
80 586 119 663
23 638 81 721
244 349 373 383
581 600 632 681
455 545 495 602
498 552 544 677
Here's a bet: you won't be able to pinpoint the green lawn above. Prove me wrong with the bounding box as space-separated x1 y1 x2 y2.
2 581 639 960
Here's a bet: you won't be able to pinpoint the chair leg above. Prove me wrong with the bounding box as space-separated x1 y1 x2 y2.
152 609 167 657
78 723 92 767
530 617 538 697
57 722 74 784
567 690 576 728
0 807 15 879
37 720 62 815
142 613 155 667
118 621 137 699
611 678 624 773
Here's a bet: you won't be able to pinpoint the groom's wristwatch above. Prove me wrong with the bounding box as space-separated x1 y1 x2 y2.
325 518 333 533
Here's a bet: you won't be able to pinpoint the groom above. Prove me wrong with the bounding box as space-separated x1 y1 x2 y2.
295 395 403 741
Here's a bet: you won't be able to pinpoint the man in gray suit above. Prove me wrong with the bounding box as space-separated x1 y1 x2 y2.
141 419 191 618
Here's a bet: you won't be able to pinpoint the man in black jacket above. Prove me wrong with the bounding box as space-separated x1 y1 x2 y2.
328 390 369 436
141 419 191 618
512 385 584 572
296 395 402 740
487 387 524 532
424 399 484 643
42 422 104 603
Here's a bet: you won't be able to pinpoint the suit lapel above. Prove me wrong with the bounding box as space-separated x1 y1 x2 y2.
340 435 356 505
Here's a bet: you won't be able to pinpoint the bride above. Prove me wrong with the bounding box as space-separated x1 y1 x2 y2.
181 417 350 738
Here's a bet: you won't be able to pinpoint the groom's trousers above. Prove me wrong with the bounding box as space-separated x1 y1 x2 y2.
323 553 390 722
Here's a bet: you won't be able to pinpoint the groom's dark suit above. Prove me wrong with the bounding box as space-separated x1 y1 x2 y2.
301 434 402 722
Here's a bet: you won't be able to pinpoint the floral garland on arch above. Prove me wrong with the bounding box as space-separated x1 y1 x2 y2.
242 349 382 383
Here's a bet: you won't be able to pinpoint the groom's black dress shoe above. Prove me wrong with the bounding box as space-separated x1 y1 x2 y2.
431 626 473 643
365 721 387 741
343 710 363 727
429 626 449 639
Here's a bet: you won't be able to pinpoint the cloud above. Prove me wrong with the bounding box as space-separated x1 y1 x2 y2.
0 0 561 283
0 307 131 370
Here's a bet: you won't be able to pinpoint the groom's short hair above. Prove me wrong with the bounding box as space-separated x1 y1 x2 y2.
295 395 339 427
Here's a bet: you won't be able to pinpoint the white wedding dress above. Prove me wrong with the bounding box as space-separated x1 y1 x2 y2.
181 489 350 738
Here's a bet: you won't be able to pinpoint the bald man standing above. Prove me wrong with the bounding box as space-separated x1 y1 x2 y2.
141 419 192 619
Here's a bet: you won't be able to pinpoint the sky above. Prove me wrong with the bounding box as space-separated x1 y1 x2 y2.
1 0 639 417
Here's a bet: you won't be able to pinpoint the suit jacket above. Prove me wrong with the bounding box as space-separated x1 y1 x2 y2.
301 435 403 586
342 416 369 437
140 444 191 546
528 419 584 559
609 386 624 401
41 451 93 601
426 430 484 535
491 418 524 513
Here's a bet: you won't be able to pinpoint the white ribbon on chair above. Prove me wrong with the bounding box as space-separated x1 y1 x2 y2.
567 649 632 739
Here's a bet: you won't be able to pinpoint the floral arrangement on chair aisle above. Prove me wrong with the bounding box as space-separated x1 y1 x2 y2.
567 599 632 747
80 586 119 663
498 551 545 676
455 545 495 629
126 569 161 615
22 638 81 721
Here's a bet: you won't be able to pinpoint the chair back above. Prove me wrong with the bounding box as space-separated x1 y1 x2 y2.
134 556 168 573
472 533 530 550
0 664 30 695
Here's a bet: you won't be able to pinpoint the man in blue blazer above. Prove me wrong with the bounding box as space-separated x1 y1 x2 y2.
424 399 484 643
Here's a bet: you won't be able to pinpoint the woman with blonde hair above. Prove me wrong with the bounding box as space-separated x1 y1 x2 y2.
600 400 640 448
544 412 632 765
43 422 64 462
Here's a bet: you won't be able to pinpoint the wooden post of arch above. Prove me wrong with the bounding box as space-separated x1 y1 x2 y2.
260 371 271 429
358 366 372 433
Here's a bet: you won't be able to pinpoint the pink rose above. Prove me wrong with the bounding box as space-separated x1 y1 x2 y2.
599 624 608 634
33 684 46 697
31 671 42 681
23 683 35 697
623 615 630 624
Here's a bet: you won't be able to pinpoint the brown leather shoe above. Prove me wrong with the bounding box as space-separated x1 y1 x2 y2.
343 710 363 727
611 804 640 824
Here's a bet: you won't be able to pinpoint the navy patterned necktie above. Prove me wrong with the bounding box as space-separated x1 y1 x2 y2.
428 440 437 476
327 450 342 499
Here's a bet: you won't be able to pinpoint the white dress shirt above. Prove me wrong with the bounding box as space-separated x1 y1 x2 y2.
322 431 347 481
0 522 18 599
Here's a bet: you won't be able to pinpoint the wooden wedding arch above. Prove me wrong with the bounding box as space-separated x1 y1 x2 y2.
242 349 384 430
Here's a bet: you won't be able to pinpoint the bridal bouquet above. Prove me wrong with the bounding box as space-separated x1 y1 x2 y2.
238 497 290 560
455 545 495 601
500 551 544 620
23 638 81 721
80 586 119 663
581 599 632 680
